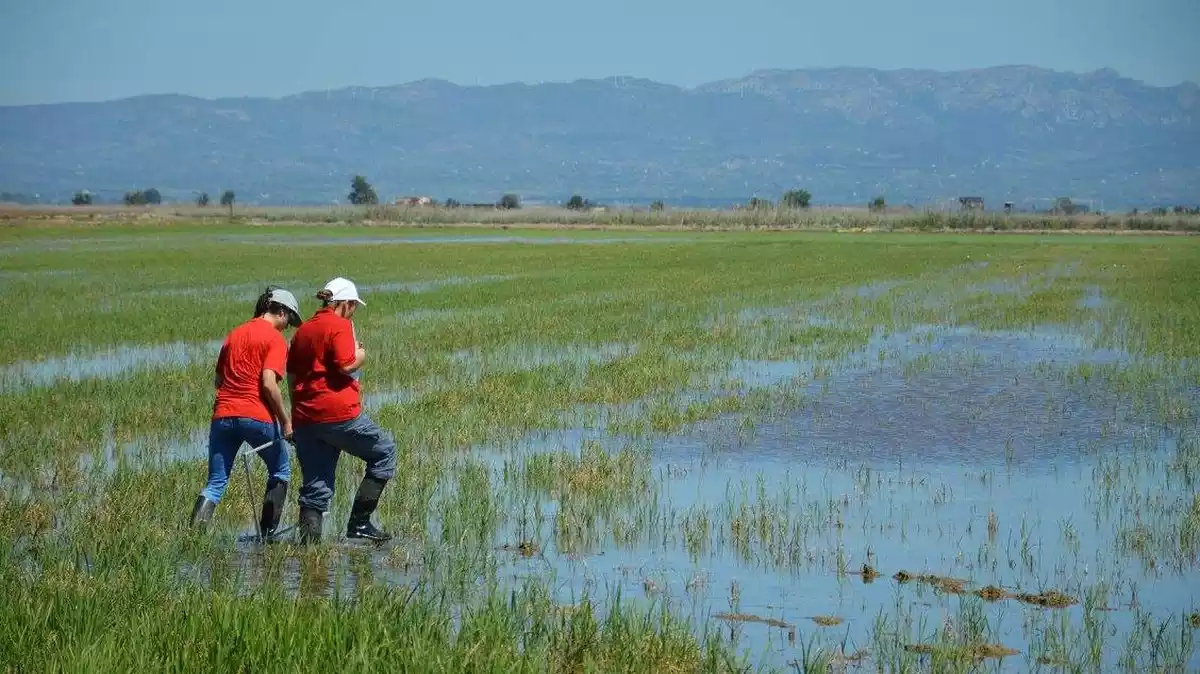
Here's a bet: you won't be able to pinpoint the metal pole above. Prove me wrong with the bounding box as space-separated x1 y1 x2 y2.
239 440 273 540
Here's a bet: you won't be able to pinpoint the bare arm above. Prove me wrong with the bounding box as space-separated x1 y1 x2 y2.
331 325 366 376
338 345 367 375
260 370 292 438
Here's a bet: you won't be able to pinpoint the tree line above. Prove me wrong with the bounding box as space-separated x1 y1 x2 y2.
70 188 236 209
56 176 1199 215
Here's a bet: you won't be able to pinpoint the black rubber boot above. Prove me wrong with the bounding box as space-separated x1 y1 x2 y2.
346 476 392 542
190 494 217 529
259 479 288 541
298 506 323 545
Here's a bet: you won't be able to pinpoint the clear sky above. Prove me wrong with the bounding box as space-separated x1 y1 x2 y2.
1 0 1197 105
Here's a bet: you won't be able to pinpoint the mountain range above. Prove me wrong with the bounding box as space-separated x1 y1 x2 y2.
0 66 1197 210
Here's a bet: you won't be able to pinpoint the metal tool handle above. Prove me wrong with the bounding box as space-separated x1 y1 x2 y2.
237 439 276 458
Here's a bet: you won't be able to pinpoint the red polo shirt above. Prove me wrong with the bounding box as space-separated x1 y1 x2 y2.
287 307 361 425
212 318 287 423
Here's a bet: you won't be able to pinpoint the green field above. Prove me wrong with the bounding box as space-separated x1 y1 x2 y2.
2 221 1198 672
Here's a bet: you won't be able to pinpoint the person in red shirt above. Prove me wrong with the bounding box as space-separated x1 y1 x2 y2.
288 276 396 544
190 286 303 540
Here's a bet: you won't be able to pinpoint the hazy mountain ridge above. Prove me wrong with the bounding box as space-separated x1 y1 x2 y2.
0 66 1196 208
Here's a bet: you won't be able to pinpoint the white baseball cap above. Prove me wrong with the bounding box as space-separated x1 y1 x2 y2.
319 277 366 306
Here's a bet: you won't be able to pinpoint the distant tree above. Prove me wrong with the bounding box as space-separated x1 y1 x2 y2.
2 192 20 204
1 192 39 205
565 194 587 210
196 192 210 207
444 198 460 208
1151 206 1168 216
220 189 236 216
780 189 811 209
122 188 162 206
1052 197 1087 215
347 175 378 205
747 197 774 210
72 190 92 206
499 193 521 210
650 200 665 212
869 196 886 212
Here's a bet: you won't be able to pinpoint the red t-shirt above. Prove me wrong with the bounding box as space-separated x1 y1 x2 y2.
212 318 287 423
287 307 360 425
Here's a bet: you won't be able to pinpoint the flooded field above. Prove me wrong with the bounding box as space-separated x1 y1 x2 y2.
1 222 1198 672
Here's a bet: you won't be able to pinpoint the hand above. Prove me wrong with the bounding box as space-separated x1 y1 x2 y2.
280 420 294 443
355 346 366 362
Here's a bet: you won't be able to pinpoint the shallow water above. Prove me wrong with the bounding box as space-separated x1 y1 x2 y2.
15 247 1198 670
363 274 516 294
0 340 222 393
393 306 507 325
134 274 516 304
72 321 1188 670
451 321 1199 671
0 232 697 259
450 342 637 375
141 281 312 301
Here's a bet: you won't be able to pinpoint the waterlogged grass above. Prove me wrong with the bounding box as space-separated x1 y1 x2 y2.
1 221 1199 672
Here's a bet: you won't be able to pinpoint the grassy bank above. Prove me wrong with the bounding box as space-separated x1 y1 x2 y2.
3 203 1200 233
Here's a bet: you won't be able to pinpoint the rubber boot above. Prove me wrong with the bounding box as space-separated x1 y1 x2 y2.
259 479 288 542
297 506 323 545
346 476 392 542
190 494 217 529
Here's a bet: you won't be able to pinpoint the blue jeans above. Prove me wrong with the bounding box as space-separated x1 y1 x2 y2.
293 414 396 512
202 417 291 504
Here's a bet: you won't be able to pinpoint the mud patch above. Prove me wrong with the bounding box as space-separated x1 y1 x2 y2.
1015 590 1078 608
893 571 968 594
713 612 795 630
498 540 540 558
852 564 880 583
905 643 1020 661
974 585 1011 601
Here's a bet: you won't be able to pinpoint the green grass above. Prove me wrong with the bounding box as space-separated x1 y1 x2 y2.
2 220 1199 672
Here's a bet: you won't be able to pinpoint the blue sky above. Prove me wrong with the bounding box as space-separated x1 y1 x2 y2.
1 0 1197 105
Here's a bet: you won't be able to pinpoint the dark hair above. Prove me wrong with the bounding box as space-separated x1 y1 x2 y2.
315 288 355 308
254 285 284 318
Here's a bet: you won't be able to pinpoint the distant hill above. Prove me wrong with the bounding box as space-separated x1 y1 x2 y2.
0 66 1196 210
